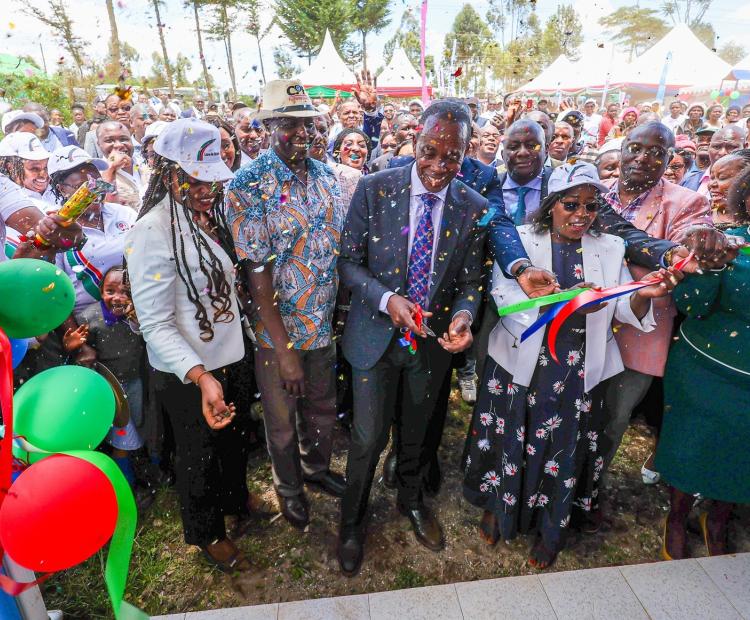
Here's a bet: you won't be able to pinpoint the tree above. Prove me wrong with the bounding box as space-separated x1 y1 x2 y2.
149 52 192 88
660 1 715 49
660 0 711 25
120 41 141 76
274 0 356 65
599 6 669 61
718 41 746 66
442 4 494 94
105 0 122 78
351 0 391 71
204 0 254 98
187 1 213 101
540 4 583 63
22 0 89 78
246 0 273 83
273 46 298 79
150 0 174 96
485 0 507 45
493 11 543 91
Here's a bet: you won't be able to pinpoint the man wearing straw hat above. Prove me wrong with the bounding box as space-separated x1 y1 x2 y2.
225 79 348 531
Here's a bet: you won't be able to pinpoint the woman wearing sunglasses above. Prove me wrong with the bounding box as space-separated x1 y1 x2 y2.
462 163 680 569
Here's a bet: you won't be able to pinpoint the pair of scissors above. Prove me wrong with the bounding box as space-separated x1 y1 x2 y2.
399 304 436 337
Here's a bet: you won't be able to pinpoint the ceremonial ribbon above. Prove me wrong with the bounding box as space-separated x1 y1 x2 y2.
0 329 145 619
500 252 694 360
399 304 425 355
497 288 588 317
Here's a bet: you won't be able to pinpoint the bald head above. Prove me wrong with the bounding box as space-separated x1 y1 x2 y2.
621 122 674 190
709 125 747 165
503 119 546 184
525 110 554 146
96 121 132 159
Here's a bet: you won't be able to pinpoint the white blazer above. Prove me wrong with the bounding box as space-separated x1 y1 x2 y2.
125 197 244 383
489 226 656 393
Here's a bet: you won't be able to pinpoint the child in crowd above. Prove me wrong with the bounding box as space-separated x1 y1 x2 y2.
63 265 151 507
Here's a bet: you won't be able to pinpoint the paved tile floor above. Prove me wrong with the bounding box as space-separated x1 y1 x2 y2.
153 552 749 620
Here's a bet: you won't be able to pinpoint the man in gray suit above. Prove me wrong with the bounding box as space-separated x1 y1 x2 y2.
337 100 488 576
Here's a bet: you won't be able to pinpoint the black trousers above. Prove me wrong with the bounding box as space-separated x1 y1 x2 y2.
153 366 251 546
341 335 452 530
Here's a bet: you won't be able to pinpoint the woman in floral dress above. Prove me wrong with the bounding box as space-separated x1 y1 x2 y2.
462 163 679 568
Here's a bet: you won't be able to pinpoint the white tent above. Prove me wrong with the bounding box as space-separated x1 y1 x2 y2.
516 55 576 94
615 24 730 89
297 30 357 90
375 47 431 97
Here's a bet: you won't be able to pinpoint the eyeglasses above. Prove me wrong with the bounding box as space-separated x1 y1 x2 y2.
625 143 669 159
559 199 599 213
119 104 133 112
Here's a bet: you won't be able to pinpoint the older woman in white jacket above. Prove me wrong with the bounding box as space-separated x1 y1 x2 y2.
462 163 681 569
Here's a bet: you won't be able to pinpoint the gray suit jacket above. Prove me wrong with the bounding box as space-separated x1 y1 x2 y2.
339 164 488 370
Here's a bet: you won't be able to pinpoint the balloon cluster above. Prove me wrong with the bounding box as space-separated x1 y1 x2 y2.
709 88 741 102
0 259 145 619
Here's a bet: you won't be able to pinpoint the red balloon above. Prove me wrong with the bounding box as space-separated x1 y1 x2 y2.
0 454 118 572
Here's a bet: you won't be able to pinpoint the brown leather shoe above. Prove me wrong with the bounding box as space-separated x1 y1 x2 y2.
398 504 445 551
383 450 397 489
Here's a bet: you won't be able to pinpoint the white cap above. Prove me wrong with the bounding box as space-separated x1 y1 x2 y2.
548 162 608 194
47 146 109 176
599 138 624 155
317 103 331 114
153 118 233 182
1 110 44 134
0 133 50 161
143 120 168 141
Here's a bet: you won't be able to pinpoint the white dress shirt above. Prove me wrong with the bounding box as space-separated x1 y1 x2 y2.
125 197 244 381
379 165 449 314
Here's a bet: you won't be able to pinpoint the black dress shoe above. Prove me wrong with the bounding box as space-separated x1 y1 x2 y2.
423 460 441 497
337 528 365 577
383 450 397 489
277 493 310 530
398 504 445 551
304 470 347 498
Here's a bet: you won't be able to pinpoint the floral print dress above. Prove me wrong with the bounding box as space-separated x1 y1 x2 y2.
463 240 606 554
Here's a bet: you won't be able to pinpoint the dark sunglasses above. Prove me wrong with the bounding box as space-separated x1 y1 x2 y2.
560 199 599 213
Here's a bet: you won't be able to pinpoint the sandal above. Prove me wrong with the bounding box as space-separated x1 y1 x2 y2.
478 511 500 546
699 512 728 557
201 543 252 574
528 538 558 570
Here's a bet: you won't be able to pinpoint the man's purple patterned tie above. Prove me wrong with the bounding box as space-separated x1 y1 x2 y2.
406 192 439 307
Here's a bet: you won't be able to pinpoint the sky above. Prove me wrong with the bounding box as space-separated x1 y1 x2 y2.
2 0 749 97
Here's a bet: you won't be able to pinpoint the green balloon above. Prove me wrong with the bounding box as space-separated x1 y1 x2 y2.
14 366 115 454
0 259 75 338
730 91 740 100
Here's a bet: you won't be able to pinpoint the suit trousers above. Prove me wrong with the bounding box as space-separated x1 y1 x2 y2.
341 335 452 530
153 368 250 546
254 343 337 497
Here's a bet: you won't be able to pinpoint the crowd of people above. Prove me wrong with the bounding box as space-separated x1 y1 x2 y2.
1 73 748 579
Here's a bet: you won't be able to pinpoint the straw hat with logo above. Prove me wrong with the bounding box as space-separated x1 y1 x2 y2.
255 79 322 121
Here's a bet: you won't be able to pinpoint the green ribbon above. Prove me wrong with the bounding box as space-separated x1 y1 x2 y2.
61 450 147 620
740 246 750 255
497 288 589 317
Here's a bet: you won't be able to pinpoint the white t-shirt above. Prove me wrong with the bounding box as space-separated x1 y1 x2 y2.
0 176 36 262
582 113 603 146
662 114 686 133
55 202 137 311
22 186 58 206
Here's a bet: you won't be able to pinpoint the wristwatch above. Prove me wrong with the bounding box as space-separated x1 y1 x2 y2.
513 261 533 279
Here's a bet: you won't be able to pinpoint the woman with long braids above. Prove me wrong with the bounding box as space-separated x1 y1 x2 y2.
125 118 253 573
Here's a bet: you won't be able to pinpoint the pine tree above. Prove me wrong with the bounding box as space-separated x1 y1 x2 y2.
351 0 391 71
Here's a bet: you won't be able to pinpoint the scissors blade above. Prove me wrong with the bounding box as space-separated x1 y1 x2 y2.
423 323 437 337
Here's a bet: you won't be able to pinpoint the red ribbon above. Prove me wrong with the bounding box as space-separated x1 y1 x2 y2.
547 252 694 364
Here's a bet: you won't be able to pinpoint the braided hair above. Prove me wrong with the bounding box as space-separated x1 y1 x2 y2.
137 155 235 342
0 156 27 187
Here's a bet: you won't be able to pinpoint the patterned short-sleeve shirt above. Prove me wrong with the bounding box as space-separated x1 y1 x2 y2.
225 149 345 350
